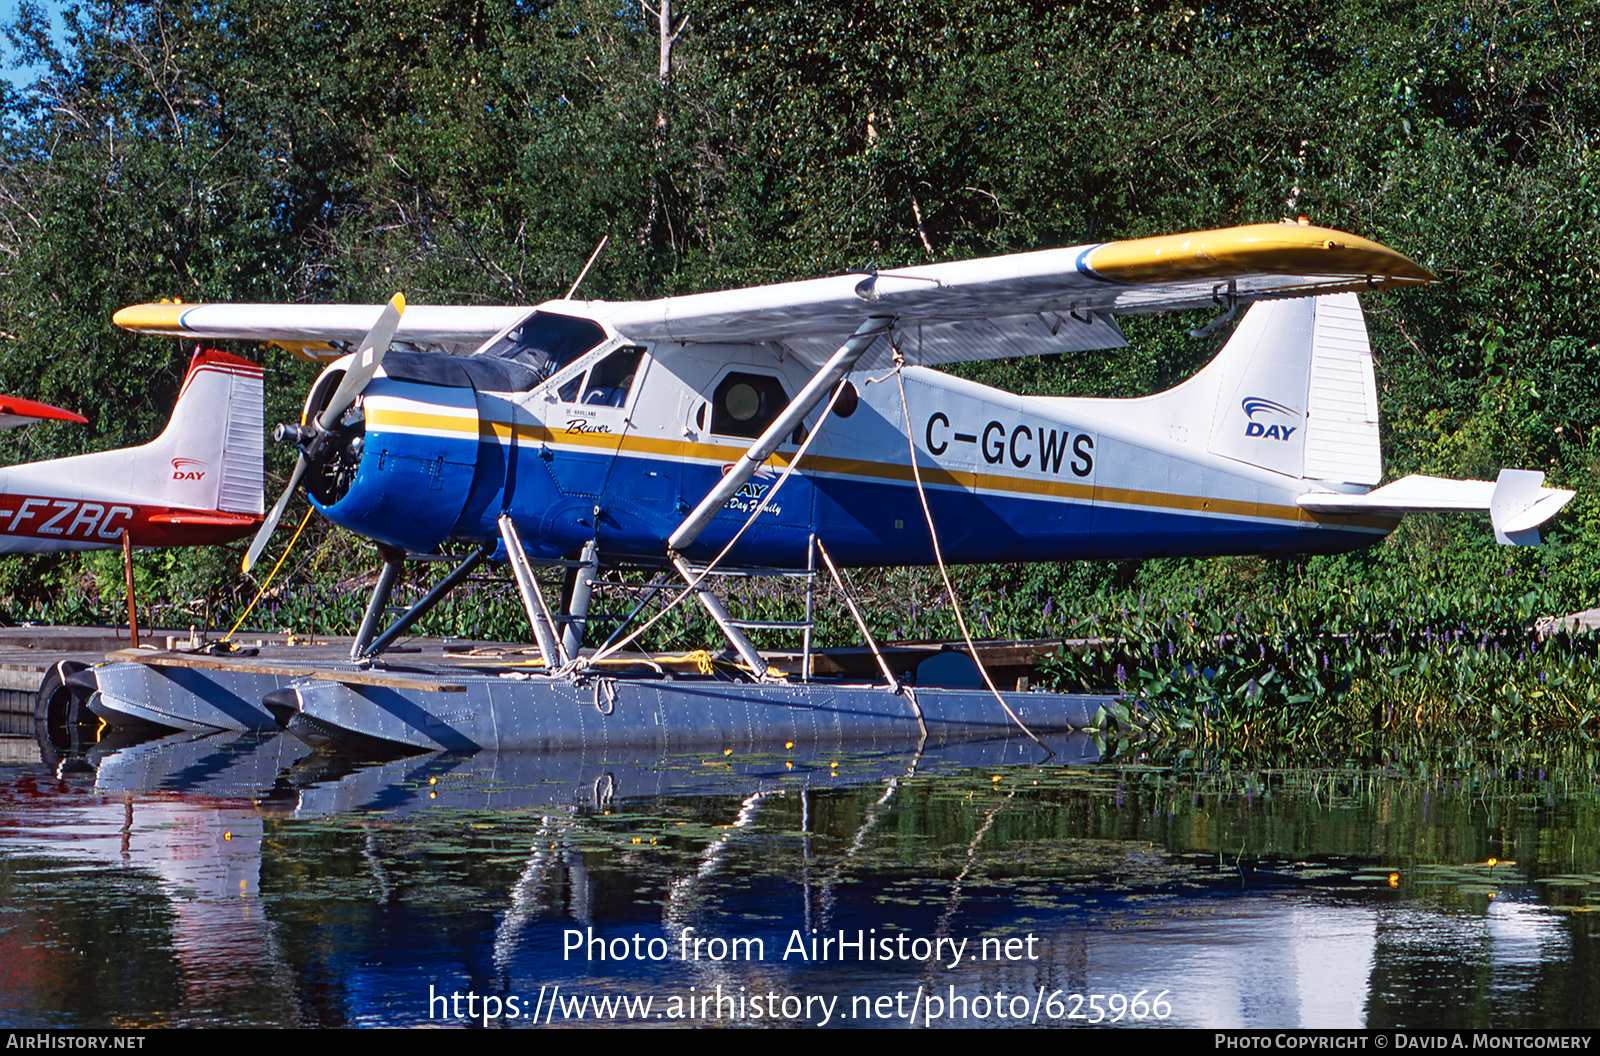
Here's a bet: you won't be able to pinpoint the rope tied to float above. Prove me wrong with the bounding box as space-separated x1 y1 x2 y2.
888 350 1053 757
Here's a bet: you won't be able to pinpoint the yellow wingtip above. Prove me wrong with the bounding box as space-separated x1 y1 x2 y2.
112 303 191 333
1085 222 1437 286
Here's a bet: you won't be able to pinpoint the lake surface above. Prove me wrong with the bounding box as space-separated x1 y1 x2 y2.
1 726 1598 1028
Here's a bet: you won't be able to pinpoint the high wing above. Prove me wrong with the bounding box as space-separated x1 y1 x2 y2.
113 222 1433 370
0 396 87 430
596 221 1433 369
111 303 529 360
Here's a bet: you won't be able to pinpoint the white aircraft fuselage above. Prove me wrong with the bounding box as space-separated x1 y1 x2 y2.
322 295 1394 568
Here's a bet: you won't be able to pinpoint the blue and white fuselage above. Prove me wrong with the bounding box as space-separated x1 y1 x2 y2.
319 293 1408 569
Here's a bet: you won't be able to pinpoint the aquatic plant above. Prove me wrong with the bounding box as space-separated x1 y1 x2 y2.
1037 580 1600 751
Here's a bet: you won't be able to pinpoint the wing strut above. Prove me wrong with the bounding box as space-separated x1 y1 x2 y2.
667 317 892 553
657 317 888 680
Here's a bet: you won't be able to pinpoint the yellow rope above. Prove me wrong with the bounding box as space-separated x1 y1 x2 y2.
498 650 784 677
224 508 315 641
681 649 716 675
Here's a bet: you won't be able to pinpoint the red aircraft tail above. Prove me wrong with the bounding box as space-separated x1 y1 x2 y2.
0 349 265 553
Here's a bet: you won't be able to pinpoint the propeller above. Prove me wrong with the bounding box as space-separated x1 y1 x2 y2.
242 292 406 574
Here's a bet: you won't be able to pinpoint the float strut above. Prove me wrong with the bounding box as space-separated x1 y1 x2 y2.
562 540 599 659
670 554 768 677
351 544 405 661
498 515 566 668
358 543 491 661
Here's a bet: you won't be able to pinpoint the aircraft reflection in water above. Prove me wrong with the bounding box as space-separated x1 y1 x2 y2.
0 732 1582 1029
113 222 1570 679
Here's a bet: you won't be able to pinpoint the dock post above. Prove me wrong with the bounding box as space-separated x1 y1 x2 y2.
121 529 139 649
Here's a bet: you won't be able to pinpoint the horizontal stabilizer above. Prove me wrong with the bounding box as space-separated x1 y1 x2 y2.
0 395 87 430
1297 470 1576 546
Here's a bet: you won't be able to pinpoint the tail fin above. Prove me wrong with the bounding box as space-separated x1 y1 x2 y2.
1165 292 1382 484
0 349 264 552
1143 294 1573 545
125 349 265 515
31 348 265 515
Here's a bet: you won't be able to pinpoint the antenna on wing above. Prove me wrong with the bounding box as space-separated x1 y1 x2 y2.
565 235 609 300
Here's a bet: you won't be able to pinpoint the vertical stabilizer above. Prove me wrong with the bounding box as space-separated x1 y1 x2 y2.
1203 297 1315 478
1167 292 1381 484
135 348 266 514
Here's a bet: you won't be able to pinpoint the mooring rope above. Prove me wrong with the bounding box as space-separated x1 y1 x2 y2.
890 355 1053 756
224 507 316 643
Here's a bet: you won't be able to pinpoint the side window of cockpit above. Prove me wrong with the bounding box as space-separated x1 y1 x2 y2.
557 346 644 406
708 372 790 440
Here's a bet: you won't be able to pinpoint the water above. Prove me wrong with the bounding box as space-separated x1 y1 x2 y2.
1 728 1598 1028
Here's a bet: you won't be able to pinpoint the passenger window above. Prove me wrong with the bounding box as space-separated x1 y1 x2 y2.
709 372 789 439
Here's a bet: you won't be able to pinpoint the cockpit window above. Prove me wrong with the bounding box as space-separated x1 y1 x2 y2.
558 347 645 407
476 310 607 382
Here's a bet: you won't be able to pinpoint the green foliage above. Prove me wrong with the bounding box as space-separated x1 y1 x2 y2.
1038 572 1600 751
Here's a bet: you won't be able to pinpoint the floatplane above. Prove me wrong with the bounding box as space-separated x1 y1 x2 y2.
79 221 1572 753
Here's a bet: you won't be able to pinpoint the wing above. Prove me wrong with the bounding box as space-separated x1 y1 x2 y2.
595 222 1434 370
111 303 528 360
113 222 1432 371
0 395 88 430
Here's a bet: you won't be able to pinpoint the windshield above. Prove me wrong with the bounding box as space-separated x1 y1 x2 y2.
476 310 607 382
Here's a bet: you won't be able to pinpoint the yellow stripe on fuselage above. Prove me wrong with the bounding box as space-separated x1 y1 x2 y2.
367 408 1396 532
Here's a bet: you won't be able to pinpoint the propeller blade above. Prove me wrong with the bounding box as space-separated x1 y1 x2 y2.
241 455 308 574
318 292 406 431
241 293 405 576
